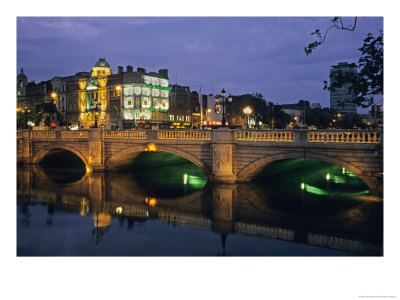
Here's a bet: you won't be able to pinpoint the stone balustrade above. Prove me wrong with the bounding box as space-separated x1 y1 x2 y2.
308 130 381 144
235 130 295 142
103 130 147 139
158 130 212 140
308 232 380 254
31 131 56 139
17 129 383 144
235 222 294 241
61 131 88 138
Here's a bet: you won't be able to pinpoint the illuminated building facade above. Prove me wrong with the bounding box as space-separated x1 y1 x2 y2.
121 66 170 129
17 58 171 129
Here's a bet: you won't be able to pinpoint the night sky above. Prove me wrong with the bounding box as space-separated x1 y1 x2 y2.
17 17 382 110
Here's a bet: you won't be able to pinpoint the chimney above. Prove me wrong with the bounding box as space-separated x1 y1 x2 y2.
127 65 133 72
137 67 146 73
117 66 123 74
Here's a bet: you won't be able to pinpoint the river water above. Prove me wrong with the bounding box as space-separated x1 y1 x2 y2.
17 152 383 256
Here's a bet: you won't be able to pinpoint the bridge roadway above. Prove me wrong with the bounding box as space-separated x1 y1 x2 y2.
17 128 383 194
17 167 382 255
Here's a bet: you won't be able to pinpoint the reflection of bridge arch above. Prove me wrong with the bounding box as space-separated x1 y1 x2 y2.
104 144 211 175
237 152 375 192
32 144 89 166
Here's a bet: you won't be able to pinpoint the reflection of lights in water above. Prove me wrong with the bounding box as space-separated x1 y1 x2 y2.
342 167 346 174
94 212 112 228
326 173 330 181
183 173 188 185
80 198 88 216
301 182 305 190
146 197 157 207
116 206 123 214
187 175 207 189
304 184 329 196
303 183 371 197
333 176 345 184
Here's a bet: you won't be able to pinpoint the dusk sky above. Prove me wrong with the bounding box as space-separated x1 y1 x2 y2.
17 17 382 110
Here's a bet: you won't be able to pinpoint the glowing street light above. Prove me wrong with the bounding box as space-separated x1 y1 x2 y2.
243 106 253 129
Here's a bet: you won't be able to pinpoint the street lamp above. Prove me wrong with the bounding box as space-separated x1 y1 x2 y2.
243 106 252 129
215 89 232 127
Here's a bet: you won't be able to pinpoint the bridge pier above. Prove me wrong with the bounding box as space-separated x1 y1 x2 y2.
209 129 237 184
87 129 105 173
18 129 33 165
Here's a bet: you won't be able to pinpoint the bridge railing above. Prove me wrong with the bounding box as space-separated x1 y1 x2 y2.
103 130 147 139
235 222 294 240
31 131 56 139
158 130 212 140
308 232 380 254
307 130 382 144
234 130 295 142
61 131 88 138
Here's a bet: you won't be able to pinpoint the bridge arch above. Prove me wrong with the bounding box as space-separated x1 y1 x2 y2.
32 144 89 166
236 152 376 192
104 144 211 176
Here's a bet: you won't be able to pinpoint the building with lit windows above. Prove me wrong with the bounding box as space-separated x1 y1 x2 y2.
17 58 171 130
168 85 194 129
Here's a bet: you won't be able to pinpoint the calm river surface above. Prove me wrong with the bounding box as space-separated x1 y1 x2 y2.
17 152 383 256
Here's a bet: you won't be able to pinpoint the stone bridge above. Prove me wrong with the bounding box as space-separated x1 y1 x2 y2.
17 128 383 194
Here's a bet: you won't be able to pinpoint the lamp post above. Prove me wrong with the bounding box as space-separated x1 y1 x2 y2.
243 106 252 129
215 89 232 127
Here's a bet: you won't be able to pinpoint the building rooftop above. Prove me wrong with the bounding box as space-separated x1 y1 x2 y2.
94 58 111 68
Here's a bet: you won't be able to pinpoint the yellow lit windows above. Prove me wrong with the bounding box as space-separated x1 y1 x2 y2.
160 99 169 110
134 87 141 96
125 97 134 108
152 89 160 97
151 78 159 86
124 110 134 120
142 97 150 108
153 98 160 109
142 87 150 96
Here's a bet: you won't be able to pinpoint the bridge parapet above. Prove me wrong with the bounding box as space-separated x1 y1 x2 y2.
158 130 212 140
31 130 56 139
103 130 147 139
235 130 295 142
61 131 88 139
307 130 382 144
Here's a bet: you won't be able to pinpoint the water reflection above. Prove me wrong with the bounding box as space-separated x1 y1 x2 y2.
17 157 383 256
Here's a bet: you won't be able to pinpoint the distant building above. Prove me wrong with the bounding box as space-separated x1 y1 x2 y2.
329 62 357 114
311 103 321 109
168 85 193 129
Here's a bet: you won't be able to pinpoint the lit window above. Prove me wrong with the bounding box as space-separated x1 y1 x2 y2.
160 80 168 87
153 98 160 109
142 97 150 108
124 87 133 96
